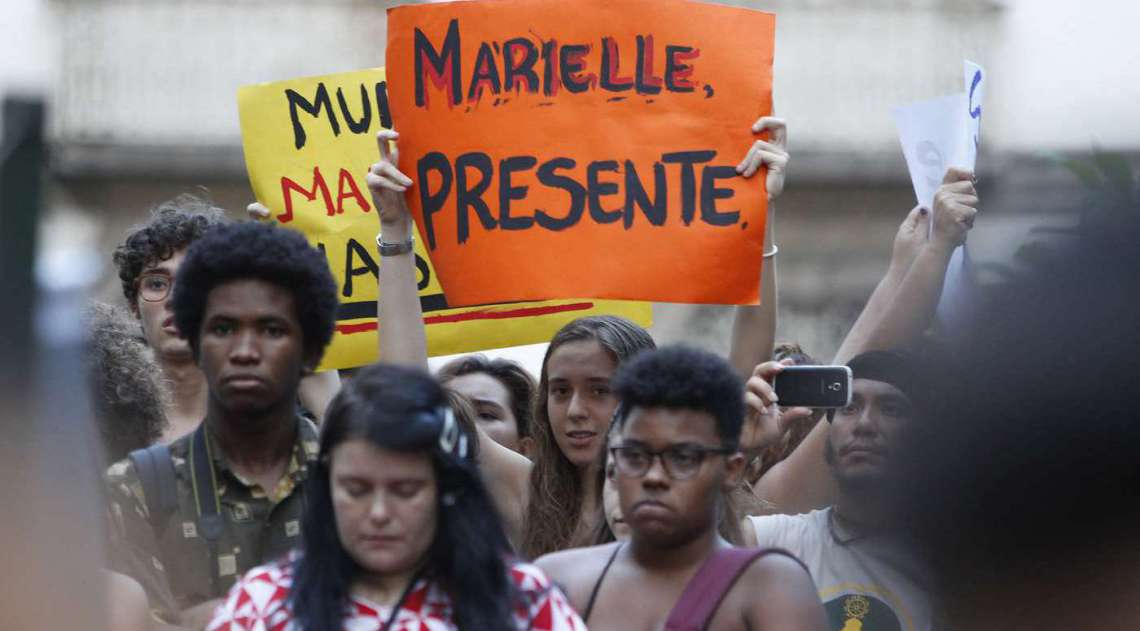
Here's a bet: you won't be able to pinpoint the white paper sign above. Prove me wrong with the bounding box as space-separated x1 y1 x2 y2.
893 92 969 214
964 60 985 170
892 60 986 328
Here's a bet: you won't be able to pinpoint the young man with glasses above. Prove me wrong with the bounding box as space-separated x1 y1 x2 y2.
113 196 228 442
536 345 826 630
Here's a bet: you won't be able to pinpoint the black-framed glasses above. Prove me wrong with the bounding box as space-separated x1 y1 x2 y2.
609 444 735 480
137 273 173 302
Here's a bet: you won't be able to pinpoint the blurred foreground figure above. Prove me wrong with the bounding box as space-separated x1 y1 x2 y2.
901 172 1140 629
0 97 114 631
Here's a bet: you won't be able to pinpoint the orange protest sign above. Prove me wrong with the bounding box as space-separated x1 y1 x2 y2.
386 0 775 306
238 67 650 371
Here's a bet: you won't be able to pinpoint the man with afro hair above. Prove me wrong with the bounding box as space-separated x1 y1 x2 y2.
537 345 826 630
106 221 338 628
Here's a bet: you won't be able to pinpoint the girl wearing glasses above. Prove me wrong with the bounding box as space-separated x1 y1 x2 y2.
534 346 826 630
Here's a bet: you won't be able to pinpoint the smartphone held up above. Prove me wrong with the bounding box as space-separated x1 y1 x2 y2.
773 366 852 408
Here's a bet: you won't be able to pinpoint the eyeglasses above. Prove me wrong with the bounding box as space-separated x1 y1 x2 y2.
609 444 735 480
137 273 173 302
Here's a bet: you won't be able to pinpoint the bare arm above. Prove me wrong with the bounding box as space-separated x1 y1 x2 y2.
729 207 778 378
831 204 929 365
858 168 978 353
746 554 828 631
367 130 532 544
297 370 341 422
473 422 532 547
366 130 427 369
748 168 977 514
729 117 787 378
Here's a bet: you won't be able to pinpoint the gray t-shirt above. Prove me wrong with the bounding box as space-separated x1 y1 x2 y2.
749 508 934 631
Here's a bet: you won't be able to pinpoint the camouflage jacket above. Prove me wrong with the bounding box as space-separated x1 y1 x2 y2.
105 417 320 623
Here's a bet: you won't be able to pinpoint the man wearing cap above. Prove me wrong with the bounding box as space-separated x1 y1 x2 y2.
746 350 935 631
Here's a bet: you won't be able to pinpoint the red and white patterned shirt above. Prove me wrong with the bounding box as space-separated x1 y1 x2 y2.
206 554 586 631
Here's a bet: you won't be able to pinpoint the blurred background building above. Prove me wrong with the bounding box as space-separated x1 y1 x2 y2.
3 0 1139 371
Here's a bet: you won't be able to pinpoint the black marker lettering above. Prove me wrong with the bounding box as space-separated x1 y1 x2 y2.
336 85 372 134
699 165 739 226
587 160 622 224
503 38 540 93
535 158 585 230
414 19 462 107
662 150 716 224
499 156 537 230
286 84 339 150
455 152 498 244
417 152 453 250
623 160 667 227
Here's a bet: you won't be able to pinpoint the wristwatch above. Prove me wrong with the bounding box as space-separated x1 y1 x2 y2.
376 232 415 257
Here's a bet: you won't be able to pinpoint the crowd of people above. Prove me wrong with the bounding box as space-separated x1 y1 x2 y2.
83 87 1140 630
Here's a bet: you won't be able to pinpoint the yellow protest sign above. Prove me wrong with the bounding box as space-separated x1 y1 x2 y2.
238 68 650 370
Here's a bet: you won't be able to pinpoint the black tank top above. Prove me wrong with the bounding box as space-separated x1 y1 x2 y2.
582 543 624 623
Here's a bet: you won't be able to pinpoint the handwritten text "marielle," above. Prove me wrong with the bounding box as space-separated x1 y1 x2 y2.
415 18 704 107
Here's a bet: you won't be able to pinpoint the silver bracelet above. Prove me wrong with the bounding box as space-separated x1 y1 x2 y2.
763 244 779 258
376 231 415 257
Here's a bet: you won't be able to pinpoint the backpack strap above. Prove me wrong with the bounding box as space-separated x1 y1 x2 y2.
127 443 178 533
664 548 788 631
189 423 225 596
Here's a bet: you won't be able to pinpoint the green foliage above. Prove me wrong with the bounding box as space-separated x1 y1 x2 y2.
1053 150 1139 215
980 152 1140 283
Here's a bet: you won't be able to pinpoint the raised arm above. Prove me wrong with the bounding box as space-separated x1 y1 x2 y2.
855 167 977 353
832 202 930 364
365 130 427 368
747 167 978 514
729 117 788 378
366 130 532 546
297 369 341 423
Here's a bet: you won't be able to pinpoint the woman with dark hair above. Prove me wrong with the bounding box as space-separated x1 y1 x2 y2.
86 301 169 464
206 363 584 631
437 354 537 456
520 315 655 557
365 118 790 557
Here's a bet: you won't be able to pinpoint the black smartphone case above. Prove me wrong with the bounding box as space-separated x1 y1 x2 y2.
773 366 852 408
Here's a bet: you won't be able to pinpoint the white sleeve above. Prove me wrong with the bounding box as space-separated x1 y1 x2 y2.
748 514 801 553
